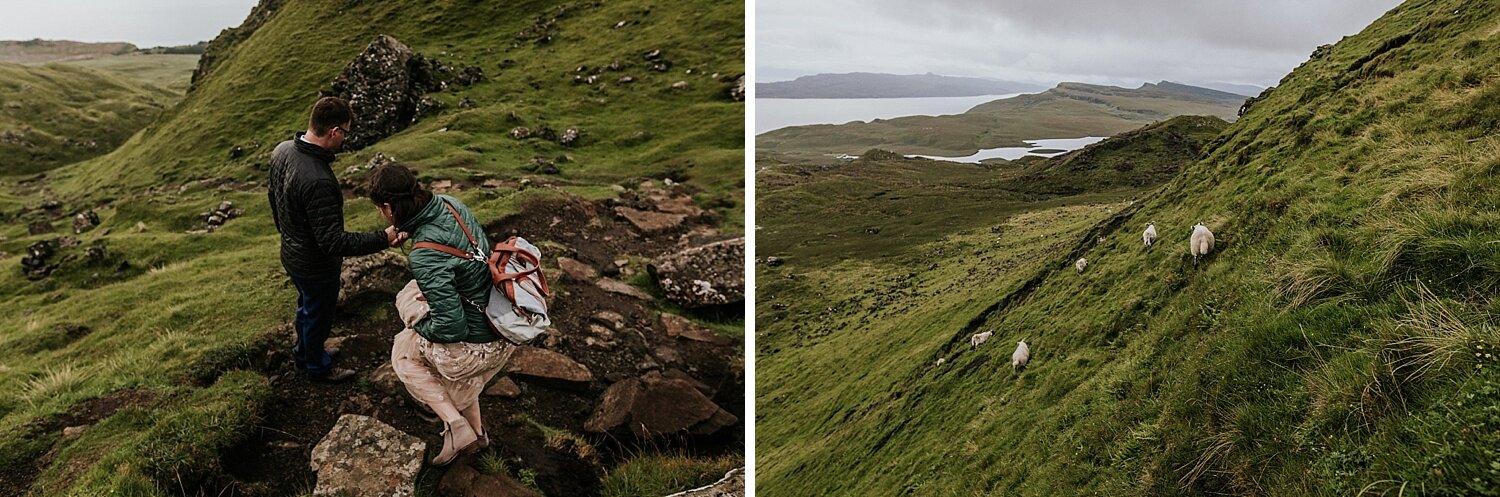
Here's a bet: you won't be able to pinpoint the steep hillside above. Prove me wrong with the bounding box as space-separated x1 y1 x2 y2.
756 81 1242 163
0 62 174 176
0 1 743 496
757 72 1045 98
758 1 1500 495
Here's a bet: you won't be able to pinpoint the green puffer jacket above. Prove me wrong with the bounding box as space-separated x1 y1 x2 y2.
406 194 500 344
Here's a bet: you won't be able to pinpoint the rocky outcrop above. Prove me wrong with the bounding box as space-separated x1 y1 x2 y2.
325 35 483 150
649 238 744 308
338 251 409 304
584 371 738 437
72 210 99 234
202 201 243 232
21 240 56 280
309 414 426 497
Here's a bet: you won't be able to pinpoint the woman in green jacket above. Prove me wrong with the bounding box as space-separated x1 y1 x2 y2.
369 164 511 466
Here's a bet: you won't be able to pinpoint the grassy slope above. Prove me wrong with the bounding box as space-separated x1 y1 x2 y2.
758 0 1500 495
756 81 1242 163
0 0 742 495
0 62 173 176
0 40 136 64
60 54 200 95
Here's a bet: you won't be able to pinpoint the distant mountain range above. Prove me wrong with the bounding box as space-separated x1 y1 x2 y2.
758 72 1048 98
758 80 1246 161
1184 81 1266 97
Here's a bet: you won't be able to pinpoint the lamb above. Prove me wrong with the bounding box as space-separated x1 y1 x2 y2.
1190 223 1216 268
1143 223 1157 248
970 331 993 349
1075 257 1088 273
1012 340 1030 372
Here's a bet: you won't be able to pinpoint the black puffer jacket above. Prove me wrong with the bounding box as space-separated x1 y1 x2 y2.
267 133 388 279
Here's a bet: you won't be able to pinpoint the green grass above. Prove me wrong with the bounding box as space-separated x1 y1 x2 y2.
757 1 1500 495
60 54 200 95
0 62 173 176
0 0 742 495
756 81 1242 163
599 452 740 497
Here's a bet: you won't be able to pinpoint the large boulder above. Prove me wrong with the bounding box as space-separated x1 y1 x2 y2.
309 414 426 497
439 463 541 497
339 251 409 304
648 238 744 308
327 35 446 150
584 371 738 437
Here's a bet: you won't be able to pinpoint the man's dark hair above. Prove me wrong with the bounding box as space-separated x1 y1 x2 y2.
309 96 354 137
368 163 433 229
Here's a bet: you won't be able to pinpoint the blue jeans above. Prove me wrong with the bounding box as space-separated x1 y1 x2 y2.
291 275 341 375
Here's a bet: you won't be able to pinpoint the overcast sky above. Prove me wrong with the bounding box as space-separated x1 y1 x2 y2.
758 0 1404 88
0 0 258 47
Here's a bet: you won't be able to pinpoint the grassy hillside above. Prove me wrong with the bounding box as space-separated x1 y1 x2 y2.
0 40 136 64
0 62 174 176
0 0 742 495
757 1 1500 495
756 81 1242 163
61 54 200 95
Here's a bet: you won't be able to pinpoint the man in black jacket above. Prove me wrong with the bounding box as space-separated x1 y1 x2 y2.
268 97 403 382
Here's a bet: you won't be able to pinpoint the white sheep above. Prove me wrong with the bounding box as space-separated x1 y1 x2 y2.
1143 223 1157 248
1012 340 1030 372
935 357 946 366
1075 257 1088 273
1190 223 1216 267
970 331 993 349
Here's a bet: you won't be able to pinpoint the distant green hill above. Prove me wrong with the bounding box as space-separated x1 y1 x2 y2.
757 72 1046 98
0 62 173 176
0 39 137 64
757 81 1243 163
758 0 1500 495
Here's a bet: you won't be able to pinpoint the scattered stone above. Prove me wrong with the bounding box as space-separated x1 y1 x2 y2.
483 376 522 398
72 210 100 234
309 414 426 497
369 361 402 395
644 49 664 61
458 97 477 109
440 463 542 497
523 157 559 175
338 251 410 305
614 206 687 233
660 313 731 345
651 61 673 72
591 310 626 330
596 278 653 301
201 200 244 232
618 75 635 84
507 346 593 382
84 240 107 265
430 179 455 194
510 126 533 140
556 257 598 281
62 425 87 438
28 221 52 235
671 80 689 90
727 75 745 102
269 440 302 449
584 372 737 437
560 127 581 147
229 145 245 159
654 345 682 365
649 238 745 308
20 240 56 280
764 256 784 267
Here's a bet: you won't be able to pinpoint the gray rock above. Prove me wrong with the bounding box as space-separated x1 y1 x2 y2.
72 210 99 234
584 371 737 437
556 257 598 281
665 468 745 497
648 238 745 308
507 346 593 382
327 35 448 150
614 206 686 233
339 251 410 305
597 278 653 301
309 414 426 497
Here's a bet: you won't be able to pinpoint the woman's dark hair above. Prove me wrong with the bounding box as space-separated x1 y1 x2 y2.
368 164 433 228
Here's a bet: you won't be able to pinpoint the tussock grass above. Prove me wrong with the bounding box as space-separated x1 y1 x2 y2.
599 451 739 497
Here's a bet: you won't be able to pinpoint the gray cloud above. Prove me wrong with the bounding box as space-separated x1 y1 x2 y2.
758 0 1402 87
0 0 258 47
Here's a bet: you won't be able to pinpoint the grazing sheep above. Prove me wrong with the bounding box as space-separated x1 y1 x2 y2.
1075 257 1088 273
970 331 993 349
1143 223 1157 248
1012 341 1031 372
1190 223 1216 268
936 357 946 366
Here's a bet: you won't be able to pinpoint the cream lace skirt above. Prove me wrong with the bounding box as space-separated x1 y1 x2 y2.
391 280 515 411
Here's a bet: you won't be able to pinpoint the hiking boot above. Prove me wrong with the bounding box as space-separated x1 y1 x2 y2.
477 429 489 449
432 418 481 466
308 367 357 383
